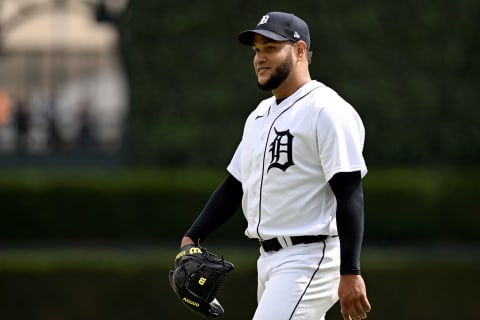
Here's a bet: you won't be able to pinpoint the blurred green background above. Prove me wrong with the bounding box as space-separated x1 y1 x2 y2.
0 0 479 319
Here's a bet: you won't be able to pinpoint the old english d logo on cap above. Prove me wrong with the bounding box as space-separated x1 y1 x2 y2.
238 12 311 49
258 15 270 25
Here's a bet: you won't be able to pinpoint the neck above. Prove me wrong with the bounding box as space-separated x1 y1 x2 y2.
272 73 311 100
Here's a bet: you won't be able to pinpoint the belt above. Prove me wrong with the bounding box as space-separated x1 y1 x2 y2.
260 235 328 252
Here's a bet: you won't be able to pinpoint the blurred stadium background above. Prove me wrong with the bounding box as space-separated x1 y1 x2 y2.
0 1 478 319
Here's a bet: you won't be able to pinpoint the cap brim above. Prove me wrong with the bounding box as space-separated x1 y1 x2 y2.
238 29 290 46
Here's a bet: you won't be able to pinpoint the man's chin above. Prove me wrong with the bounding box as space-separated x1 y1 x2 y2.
257 80 277 91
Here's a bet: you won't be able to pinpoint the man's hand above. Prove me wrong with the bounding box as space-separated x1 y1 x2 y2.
338 274 371 320
168 242 234 318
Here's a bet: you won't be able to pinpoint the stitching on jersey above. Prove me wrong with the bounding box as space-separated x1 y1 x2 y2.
256 85 323 240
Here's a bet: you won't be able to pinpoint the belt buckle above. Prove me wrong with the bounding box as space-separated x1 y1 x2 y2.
282 236 293 248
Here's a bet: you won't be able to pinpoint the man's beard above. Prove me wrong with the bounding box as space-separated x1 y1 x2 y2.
257 54 293 91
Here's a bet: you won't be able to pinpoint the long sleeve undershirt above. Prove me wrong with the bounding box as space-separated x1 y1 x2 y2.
184 171 365 275
184 174 243 244
328 171 365 275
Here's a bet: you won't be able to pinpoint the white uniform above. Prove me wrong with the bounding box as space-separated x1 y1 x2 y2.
227 80 367 319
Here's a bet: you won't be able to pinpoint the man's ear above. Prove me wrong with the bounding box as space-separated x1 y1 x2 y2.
295 41 308 59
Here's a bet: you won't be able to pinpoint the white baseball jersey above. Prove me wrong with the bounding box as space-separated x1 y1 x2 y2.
227 80 367 241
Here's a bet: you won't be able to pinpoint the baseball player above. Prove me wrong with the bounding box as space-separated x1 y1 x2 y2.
179 11 371 320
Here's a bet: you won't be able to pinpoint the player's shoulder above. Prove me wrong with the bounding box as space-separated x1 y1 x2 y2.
309 81 346 105
309 81 356 113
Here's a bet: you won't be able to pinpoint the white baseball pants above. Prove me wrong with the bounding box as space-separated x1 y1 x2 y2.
253 236 340 320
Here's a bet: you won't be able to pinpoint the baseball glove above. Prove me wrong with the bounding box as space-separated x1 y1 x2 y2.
168 244 234 318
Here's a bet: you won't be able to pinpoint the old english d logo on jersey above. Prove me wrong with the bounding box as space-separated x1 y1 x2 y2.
268 127 294 172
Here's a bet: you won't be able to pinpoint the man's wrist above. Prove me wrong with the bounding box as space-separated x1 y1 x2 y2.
180 236 195 247
340 269 361 275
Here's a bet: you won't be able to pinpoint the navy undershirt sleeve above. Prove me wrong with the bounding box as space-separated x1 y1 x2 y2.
328 171 364 275
184 174 243 244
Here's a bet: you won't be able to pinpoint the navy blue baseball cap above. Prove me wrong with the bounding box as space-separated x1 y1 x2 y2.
238 12 311 49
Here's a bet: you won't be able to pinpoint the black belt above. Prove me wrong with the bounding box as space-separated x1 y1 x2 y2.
260 235 328 252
